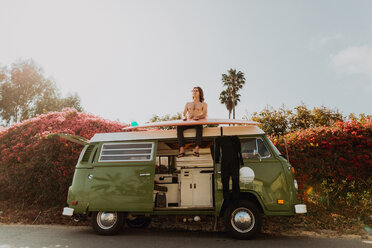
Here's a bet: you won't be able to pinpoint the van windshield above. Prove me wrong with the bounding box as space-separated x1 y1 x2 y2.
266 136 281 156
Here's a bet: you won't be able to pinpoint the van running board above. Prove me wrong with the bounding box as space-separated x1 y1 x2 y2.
154 207 214 211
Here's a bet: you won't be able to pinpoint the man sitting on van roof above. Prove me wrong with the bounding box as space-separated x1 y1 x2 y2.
177 86 208 158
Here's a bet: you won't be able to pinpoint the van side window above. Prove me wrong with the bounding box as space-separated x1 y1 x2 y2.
91 147 98 163
82 145 95 162
241 138 271 159
98 142 154 162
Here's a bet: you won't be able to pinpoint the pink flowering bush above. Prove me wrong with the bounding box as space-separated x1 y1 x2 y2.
271 118 372 209
0 108 126 209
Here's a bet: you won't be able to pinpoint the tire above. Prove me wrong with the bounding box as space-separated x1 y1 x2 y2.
91 211 125 235
224 201 261 239
126 216 152 228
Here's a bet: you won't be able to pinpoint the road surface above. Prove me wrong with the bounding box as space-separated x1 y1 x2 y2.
0 225 370 248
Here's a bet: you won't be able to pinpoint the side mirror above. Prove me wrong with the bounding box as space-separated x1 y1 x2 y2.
253 150 262 161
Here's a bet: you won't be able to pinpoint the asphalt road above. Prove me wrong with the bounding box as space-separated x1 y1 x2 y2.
0 225 370 248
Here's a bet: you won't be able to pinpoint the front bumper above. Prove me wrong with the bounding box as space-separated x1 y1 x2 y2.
295 204 307 214
62 207 74 216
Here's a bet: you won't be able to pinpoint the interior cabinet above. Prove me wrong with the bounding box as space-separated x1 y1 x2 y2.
180 168 213 207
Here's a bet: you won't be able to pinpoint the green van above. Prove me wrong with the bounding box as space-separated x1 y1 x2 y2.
62 123 306 239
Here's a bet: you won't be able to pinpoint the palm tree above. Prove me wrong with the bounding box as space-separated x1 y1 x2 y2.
219 90 232 119
220 69 246 119
219 90 240 119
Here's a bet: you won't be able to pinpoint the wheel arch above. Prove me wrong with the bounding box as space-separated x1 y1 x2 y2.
219 192 264 217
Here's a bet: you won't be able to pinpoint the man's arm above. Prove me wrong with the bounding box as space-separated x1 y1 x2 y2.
183 103 188 120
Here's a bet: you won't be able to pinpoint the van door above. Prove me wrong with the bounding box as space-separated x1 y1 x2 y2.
239 137 290 211
88 141 156 212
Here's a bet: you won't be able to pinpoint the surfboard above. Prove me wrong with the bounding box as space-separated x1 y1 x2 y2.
123 118 259 130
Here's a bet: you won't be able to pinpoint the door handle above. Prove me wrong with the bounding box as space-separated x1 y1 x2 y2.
217 172 221 174
139 173 151 176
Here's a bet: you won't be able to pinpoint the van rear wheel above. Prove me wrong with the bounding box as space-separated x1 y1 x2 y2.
224 201 261 239
91 211 125 235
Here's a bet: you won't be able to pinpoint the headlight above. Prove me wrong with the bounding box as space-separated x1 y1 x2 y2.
294 180 298 191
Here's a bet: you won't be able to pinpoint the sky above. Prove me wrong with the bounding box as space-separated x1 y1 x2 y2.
0 0 371 125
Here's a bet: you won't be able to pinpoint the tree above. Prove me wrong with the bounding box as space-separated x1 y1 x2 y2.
34 91 82 116
348 113 371 122
250 104 347 136
149 112 182 123
0 59 83 125
149 112 182 129
251 105 291 136
220 69 246 119
289 104 344 132
289 104 313 131
219 90 240 119
311 106 343 127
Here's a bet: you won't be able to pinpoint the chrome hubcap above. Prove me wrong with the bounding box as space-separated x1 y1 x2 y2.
97 212 117 230
231 208 255 233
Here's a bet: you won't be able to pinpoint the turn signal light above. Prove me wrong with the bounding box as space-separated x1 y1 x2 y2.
72 201 78 205
277 199 284 205
291 167 295 174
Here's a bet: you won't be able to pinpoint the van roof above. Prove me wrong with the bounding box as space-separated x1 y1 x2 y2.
90 125 265 143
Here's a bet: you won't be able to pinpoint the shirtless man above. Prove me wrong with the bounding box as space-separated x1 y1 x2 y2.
177 86 208 158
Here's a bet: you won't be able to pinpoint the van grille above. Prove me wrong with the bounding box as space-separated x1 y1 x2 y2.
82 145 95 162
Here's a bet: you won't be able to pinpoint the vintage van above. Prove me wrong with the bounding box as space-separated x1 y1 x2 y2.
62 120 306 239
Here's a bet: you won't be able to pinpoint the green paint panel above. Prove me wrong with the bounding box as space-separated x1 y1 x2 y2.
68 169 91 213
88 164 155 212
240 158 289 211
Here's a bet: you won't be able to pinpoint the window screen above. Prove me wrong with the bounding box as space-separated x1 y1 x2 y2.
99 142 154 162
241 138 271 159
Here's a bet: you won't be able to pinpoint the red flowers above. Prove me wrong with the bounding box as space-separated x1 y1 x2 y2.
0 108 127 208
270 118 372 184
339 157 347 163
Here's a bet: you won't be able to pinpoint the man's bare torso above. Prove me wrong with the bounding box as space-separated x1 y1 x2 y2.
184 102 207 120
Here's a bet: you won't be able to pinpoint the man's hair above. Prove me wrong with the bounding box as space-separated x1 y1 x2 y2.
194 86 205 102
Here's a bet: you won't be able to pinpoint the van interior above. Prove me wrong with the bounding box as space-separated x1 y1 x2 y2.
153 140 215 210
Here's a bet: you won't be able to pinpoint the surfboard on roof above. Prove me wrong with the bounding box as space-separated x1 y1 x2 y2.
123 118 259 131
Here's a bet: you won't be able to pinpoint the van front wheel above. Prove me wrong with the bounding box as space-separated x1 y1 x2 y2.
224 201 261 239
91 211 125 235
